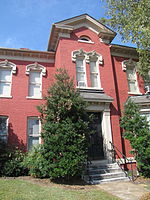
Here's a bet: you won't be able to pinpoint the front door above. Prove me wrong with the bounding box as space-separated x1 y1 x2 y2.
88 112 104 160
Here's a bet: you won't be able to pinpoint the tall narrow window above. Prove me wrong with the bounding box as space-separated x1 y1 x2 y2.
27 117 41 150
29 71 42 98
0 69 12 96
90 61 99 88
76 59 86 87
0 60 16 97
72 49 103 88
26 62 46 99
0 116 8 142
126 67 139 93
122 59 139 94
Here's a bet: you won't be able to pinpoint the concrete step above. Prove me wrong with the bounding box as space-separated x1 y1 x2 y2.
89 172 126 180
89 176 129 184
88 162 120 170
82 162 129 184
84 167 122 175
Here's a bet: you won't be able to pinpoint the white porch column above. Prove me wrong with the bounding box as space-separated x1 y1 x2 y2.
101 103 113 163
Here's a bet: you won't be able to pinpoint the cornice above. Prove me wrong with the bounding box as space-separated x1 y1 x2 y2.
0 48 55 63
47 24 73 51
110 44 138 59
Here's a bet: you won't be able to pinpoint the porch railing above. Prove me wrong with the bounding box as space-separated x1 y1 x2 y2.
109 141 138 182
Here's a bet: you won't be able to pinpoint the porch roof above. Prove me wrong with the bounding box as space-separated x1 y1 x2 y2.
129 95 150 106
79 88 113 103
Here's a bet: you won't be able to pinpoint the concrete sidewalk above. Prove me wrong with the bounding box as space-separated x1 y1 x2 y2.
96 181 150 200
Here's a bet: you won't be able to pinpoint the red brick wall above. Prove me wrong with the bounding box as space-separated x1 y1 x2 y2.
0 59 55 150
111 56 145 157
55 27 124 157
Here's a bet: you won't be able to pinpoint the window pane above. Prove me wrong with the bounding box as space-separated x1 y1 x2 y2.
76 72 85 82
91 74 98 87
0 135 7 142
90 61 97 73
0 117 7 135
126 68 138 92
0 69 11 82
128 81 137 92
29 84 41 97
29 71 41 83
76 60 84 68
0 83 11 96
127 69 136 80
28 118 40 150
76 60 85 73
28 137 39 150
145 113 150 123
28 118 39 135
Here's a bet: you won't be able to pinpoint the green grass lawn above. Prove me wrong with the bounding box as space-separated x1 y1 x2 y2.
0 178 120 200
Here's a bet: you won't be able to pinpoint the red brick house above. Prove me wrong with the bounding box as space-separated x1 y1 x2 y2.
0 14 149 182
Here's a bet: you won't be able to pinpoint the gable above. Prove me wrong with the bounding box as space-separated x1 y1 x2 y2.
47 14 116 51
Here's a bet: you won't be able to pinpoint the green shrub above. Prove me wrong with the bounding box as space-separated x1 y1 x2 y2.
23 144 50 178
0 139 27 177
0 139 8 174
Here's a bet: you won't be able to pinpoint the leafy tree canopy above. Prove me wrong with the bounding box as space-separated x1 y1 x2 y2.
120 99 150 177
101 0 150 79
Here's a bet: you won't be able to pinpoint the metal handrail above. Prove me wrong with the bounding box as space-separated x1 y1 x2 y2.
109 141 137 182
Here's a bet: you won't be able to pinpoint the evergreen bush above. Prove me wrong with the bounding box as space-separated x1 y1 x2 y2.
120 99 150 177
37 68 92 180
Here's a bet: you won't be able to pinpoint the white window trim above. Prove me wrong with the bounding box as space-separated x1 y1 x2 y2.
27 70 42 99
122 59 141 94
78 39 94 44
0 60 16 98
78 36 94 44
27 116 41 150
26 62 46 99
26 62 46 76
89 59 101 89
72 49 87 88
0 116 8 142
72 49 103 89
0 60 16 74
76 58 87 88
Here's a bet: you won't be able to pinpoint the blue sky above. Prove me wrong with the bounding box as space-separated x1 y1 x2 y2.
0 0 135 51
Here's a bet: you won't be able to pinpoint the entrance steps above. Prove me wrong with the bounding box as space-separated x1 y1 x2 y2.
82 160 129 184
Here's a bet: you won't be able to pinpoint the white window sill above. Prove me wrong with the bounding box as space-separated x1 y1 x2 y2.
26 96 43 100
78 40 94 44
0 95 12 99
76 86 103 90
128 92 142 95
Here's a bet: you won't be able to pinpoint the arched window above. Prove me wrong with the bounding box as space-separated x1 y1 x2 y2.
78 35 93 43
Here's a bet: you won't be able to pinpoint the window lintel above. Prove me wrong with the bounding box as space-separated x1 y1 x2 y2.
26 62 46 76
86 51 103 64
0 60 16 74
122 58 137 71
72 49 87 62
72 49 103 65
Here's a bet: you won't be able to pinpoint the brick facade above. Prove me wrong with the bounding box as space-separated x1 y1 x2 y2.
0 14 148 166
